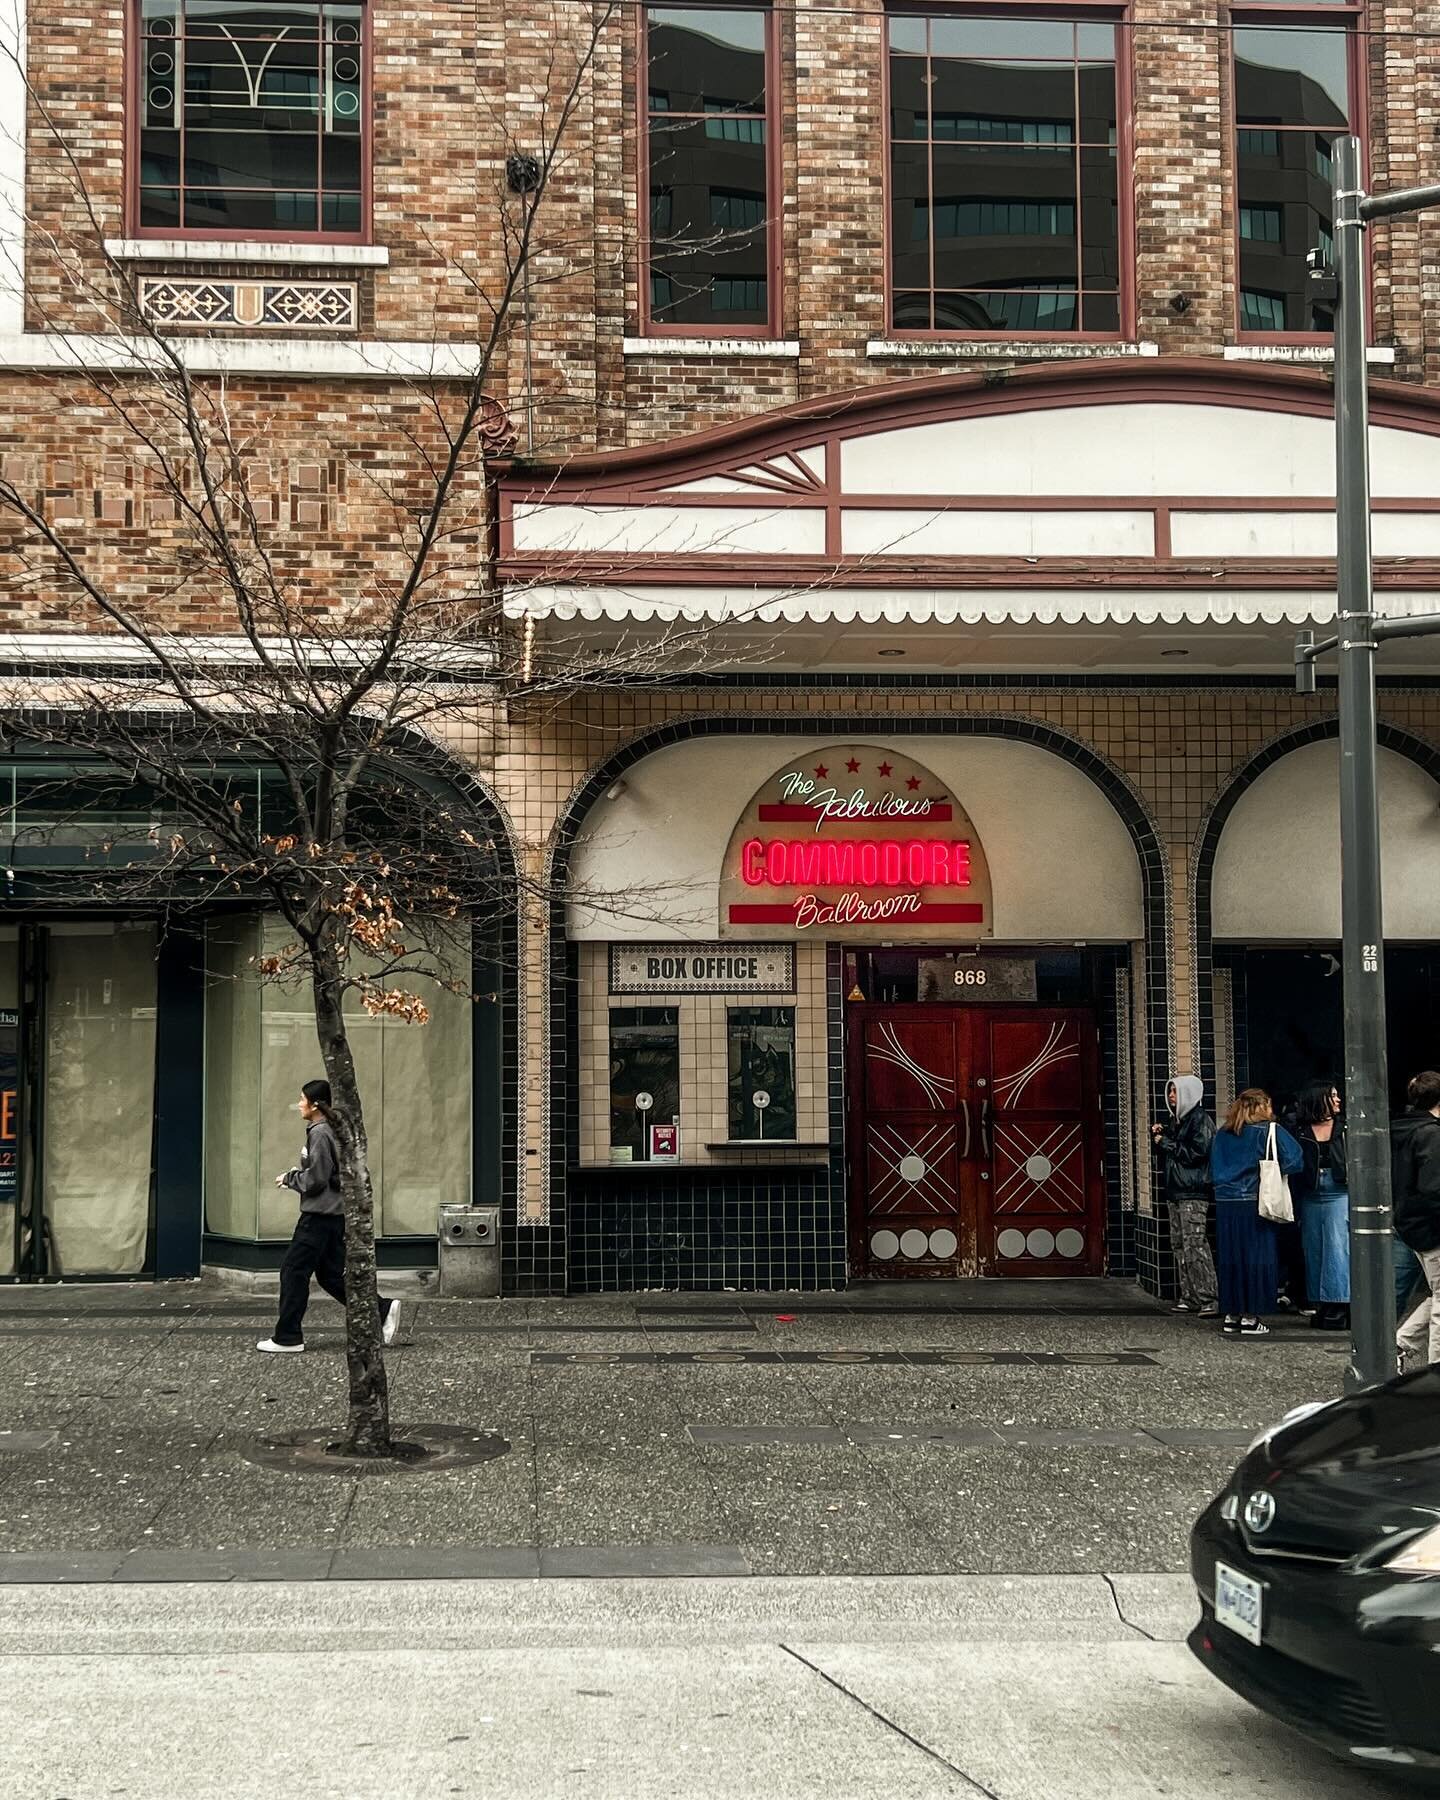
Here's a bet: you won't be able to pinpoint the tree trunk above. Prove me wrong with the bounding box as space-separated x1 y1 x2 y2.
311 944 393 1456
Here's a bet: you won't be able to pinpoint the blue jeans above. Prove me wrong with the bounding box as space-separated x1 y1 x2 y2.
1395 1235 1425 1320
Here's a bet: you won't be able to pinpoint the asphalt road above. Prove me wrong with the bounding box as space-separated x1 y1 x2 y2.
0 1574 1413 1800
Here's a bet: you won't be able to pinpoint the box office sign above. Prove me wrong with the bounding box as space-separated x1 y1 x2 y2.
610 944 795 995
720 746 992 943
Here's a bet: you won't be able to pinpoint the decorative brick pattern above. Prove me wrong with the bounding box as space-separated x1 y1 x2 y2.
139 278 358 331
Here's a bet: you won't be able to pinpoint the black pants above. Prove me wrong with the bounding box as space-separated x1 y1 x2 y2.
275 1213 390 1346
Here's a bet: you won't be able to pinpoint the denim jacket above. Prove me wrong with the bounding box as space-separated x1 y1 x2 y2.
1209 1121 1303 1201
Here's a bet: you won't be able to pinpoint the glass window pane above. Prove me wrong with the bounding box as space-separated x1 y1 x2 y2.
1077 63 1116 143
153 0 365 235
648 113 767 324
889 46 929 139
1234 28 1349 128
1081 289 1119 332
934 288 1078 330
609 1009 680 1159
44 925 157 1275
929 57 1076 139
1079 141 1118 284
1238 127 1336 331
892 290 932 328
888 14 926 54
890 139 931 290
184 129 319 188
728 1007 796 1140
930 144 1078 290
204 916 261 1239
1076 23 1115 59
647 7 766 112
930 16 1075 60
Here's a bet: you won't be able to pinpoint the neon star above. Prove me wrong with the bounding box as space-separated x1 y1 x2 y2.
906 776 921 790
877 761 893 777
845 758 861 774
814 763 829 779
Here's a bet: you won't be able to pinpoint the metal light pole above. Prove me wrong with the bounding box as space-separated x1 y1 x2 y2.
1297 139 1440 1389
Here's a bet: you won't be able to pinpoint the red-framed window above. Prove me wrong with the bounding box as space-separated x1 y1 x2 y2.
1231 5 1361 338
641 4 779 335
886 8 1131 336
131 1 369 241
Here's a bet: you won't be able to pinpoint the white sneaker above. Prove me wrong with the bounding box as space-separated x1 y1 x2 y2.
256 1338 305 1354
382 1302 401 1346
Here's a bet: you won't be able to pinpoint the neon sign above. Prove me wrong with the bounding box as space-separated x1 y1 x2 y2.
740 837 970 889
720 747 992 942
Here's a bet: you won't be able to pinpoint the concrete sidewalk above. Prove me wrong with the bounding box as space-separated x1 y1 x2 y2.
0 1574 1404 1798
0 1280 1348 1580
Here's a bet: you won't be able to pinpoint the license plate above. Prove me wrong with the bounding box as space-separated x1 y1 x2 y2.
1215 1561 1264 1646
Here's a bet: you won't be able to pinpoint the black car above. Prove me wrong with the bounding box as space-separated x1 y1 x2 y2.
1189 1366 1440 1775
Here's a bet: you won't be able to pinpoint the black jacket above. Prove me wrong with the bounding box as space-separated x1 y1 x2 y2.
1292 1120 1349 1200
1392 1109 1440 1253
1156 1107 1215 1200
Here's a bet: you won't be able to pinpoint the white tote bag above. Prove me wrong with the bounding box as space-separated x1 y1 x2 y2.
1257 1122 1294 1224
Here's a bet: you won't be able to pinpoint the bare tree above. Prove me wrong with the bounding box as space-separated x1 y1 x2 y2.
0 5 626 1458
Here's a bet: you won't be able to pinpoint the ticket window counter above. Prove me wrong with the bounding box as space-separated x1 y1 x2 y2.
1 921 160 1280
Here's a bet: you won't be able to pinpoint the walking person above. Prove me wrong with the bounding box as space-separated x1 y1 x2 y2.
1289 1080 1350 1332
1209 1088 1303 1338
256 1079 402 1355
1393 1069 1440 1371
1390 1076 1431 1322
1152 1074 1218 1317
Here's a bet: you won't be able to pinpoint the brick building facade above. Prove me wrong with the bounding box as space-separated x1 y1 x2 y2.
3 0 1440 1294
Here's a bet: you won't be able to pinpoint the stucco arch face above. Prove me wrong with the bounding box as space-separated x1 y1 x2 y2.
1212 741 1440 941
566 734 1144 942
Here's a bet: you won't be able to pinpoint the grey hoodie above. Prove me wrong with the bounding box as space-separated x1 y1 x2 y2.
1170 1074 1204 1121
283 1119 344 1217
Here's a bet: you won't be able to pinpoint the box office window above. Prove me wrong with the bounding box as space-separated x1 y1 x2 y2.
609 1008 680 1155
887 11 1125 334
134 0 369 240
643 5 775 332
1232 17 1356 336
727 1006 795 1140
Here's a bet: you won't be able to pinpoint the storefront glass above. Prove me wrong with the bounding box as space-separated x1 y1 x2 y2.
42 923 157 1275
0 928 18 1277
204 915 473 1240
727 1006 796 1139
608 1007 680 1158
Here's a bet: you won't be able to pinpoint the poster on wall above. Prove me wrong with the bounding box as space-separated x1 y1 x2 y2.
0 1009 17 1204
719 746 992 943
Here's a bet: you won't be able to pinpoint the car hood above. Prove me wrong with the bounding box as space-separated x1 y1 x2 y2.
1235 1368 1440 1561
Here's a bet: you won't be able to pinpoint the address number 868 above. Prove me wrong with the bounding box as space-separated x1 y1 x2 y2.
953 967 988 987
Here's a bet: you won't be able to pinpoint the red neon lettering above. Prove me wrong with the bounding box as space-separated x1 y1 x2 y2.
822 842 854 884
740 838 972 889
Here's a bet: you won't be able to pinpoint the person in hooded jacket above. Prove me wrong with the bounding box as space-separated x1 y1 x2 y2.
1393 1068 1440 1370
1151 1075 1218 1316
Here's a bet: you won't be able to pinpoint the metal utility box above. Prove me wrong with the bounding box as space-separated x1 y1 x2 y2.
436 1203 501 1298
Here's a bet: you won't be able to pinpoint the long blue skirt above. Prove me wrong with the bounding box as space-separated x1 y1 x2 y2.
1215 1197 1278 1317
1299 1183 1350 1303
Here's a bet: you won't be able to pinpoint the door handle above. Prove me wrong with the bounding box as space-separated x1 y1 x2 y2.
960 1098 971 1160
981 1099 991 1159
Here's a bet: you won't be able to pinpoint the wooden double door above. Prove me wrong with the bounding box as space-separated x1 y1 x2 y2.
846 1004 1104 1279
